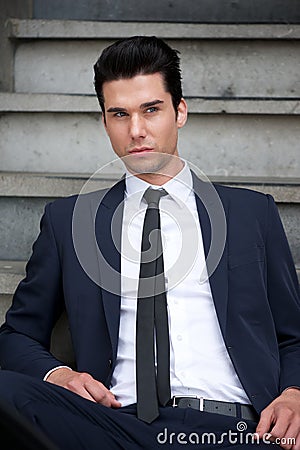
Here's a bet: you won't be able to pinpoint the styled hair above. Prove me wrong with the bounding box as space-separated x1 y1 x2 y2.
93 36 182 116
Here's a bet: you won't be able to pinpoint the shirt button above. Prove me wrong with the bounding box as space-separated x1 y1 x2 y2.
177 335 182 341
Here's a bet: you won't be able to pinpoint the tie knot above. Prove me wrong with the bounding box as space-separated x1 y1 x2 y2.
143 188 167 208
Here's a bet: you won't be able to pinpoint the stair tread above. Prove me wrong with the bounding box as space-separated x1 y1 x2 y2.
8 19 300 40
1 93 300 115
0 172 299 202
0 261 26 274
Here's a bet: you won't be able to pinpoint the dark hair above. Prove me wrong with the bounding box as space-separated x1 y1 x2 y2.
94 36 182 116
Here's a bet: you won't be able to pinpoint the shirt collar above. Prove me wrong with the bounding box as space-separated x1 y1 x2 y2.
124 160 193 208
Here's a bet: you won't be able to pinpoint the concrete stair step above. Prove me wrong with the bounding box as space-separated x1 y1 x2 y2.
9 20 300 40
1 93 300 115
1 94 299 176
0 200 298 264
1 171 300 202
30 0 300 23
0 261 25 296
7 20 300 98
0 173 299 264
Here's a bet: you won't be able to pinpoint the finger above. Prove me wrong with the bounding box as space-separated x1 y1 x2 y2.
62 372 99 402
293 430 300 450
268 423 298 450
110 396 122 408
256 409 274 437
269 421 290 444
65 381 97 403
280 425 299 450
84 380 121 407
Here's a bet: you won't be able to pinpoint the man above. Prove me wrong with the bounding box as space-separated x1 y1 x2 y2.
0 36 299 449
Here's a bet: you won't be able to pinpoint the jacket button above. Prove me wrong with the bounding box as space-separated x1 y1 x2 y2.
108 359 112 367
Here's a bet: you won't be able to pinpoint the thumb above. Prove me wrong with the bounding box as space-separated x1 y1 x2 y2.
108 391 122 408
111 397 122 408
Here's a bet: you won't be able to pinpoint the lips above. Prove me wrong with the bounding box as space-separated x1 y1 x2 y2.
128 147 154 154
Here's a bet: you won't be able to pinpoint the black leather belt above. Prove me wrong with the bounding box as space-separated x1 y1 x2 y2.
167 396 258 422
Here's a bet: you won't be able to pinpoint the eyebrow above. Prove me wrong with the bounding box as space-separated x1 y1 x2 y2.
106 99 164 113
140 99 164 109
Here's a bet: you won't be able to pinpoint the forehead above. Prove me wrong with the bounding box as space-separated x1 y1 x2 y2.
102 73 170 108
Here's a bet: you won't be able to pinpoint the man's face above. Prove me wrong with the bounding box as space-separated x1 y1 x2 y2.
102 73 187 184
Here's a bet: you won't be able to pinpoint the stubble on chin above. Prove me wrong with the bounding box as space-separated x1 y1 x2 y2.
123 152 179 178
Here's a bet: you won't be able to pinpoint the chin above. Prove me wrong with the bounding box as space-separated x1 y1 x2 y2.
124 153 173 177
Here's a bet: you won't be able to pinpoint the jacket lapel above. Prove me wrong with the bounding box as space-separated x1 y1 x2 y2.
94 178 125 361
192 173 229 337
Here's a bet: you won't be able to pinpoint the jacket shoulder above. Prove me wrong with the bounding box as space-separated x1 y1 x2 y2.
46 188 111 217
213 183 270 208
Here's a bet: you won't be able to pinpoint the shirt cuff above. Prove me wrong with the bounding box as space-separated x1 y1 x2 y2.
43 366 72 381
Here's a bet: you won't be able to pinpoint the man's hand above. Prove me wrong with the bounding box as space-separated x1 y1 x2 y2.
46 368 121 408
256 388 300 449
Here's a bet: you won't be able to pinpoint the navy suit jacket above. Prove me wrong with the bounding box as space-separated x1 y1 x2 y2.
0 175 299 415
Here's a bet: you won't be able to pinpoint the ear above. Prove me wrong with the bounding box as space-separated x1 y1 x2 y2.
176 98 188 129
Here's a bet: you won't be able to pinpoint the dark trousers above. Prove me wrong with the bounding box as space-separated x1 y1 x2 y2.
0 370 280 450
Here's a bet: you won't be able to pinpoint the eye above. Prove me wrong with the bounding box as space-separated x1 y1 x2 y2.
114 111 127 117
145 106 158 113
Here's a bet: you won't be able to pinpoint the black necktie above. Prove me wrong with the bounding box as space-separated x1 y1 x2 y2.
136 188 171 423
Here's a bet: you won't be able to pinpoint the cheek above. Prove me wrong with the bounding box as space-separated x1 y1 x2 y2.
157 119 178 144
107 125 126 145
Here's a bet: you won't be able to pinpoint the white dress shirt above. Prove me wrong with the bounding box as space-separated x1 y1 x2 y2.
110 163 250 406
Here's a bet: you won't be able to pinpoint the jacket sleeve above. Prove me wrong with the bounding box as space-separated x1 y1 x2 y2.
265 194 300 391
0 202 66 378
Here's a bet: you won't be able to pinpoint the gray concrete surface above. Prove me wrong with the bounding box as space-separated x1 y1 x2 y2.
14 40 300 97
279 204 300 266
180 114 300 178
0 2 31 92
0 172 116 198
0 112 115 173
2 93 300 115
1 172 300 203
31 0 300 23
0 196 299 264
9 20 300 39
0 197 51 260
0 295 12 320
1 112 299 176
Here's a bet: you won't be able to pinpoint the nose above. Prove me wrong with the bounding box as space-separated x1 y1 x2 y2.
129 114 146 140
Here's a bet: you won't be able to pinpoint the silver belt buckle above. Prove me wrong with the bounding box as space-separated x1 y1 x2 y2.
172 396 178 407
172 395 204 409
172 395 184 407
199 397 204 412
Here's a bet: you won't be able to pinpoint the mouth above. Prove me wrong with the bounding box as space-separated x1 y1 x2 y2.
128 147 154 155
